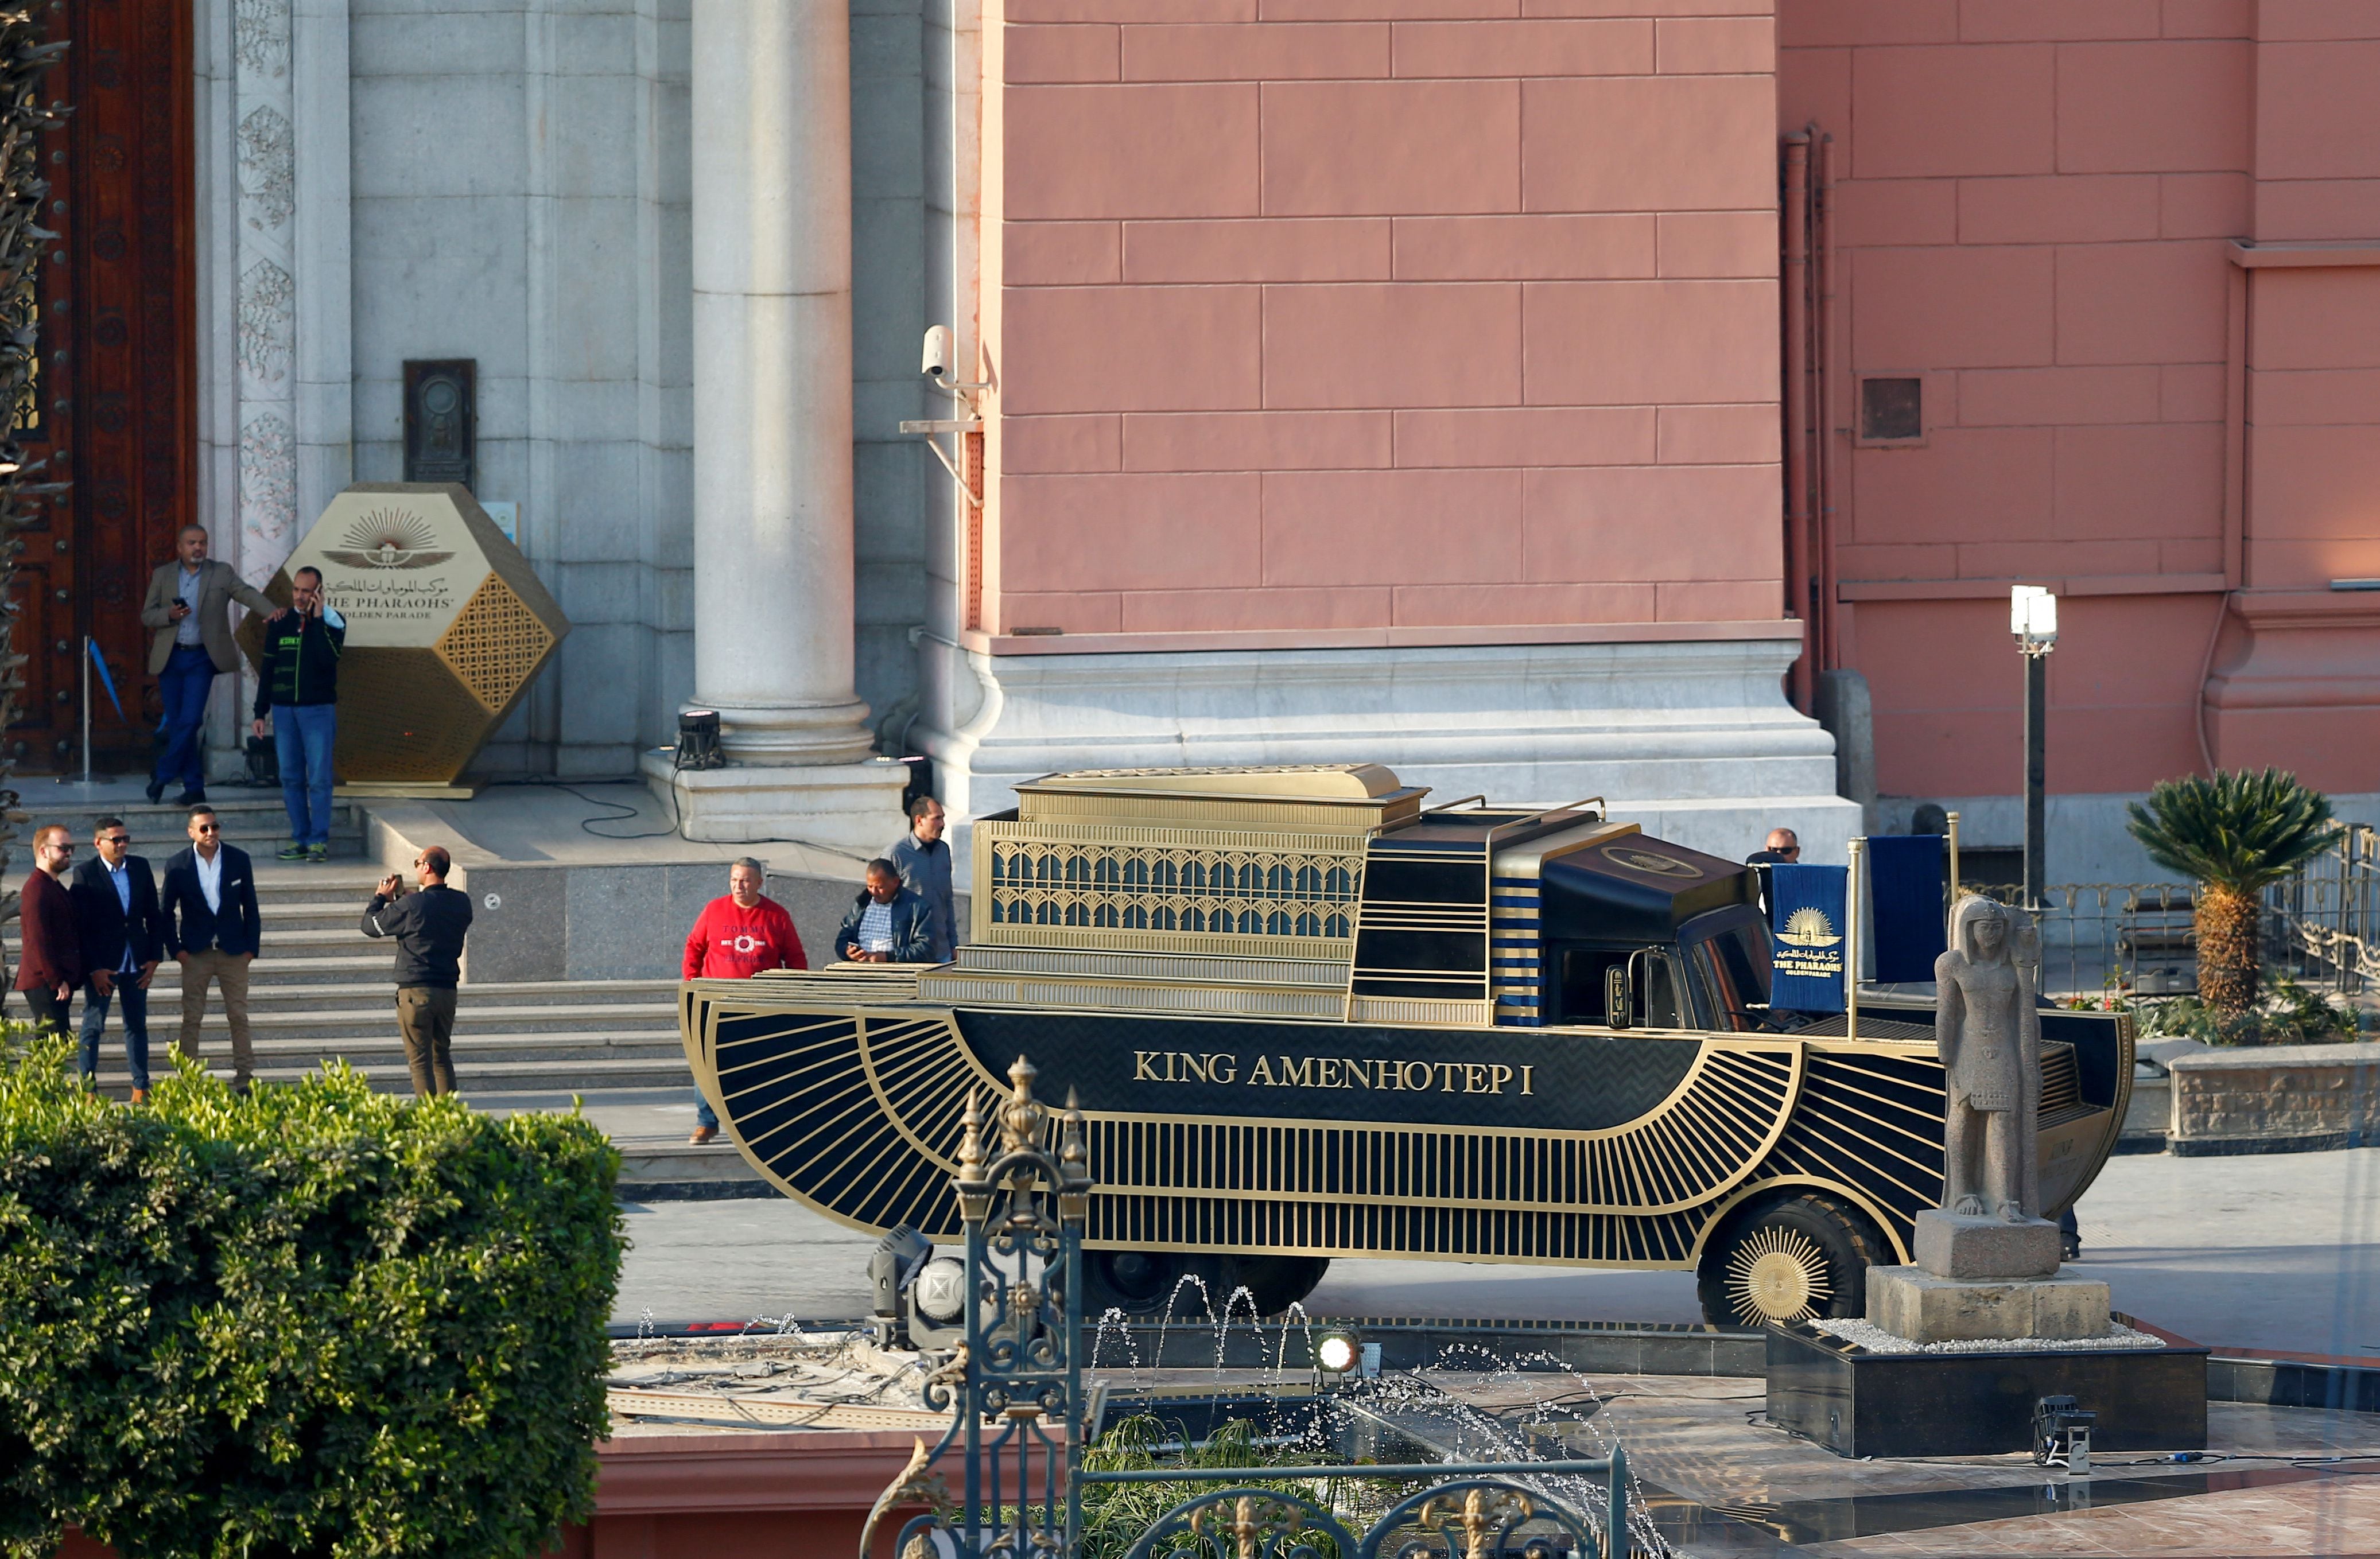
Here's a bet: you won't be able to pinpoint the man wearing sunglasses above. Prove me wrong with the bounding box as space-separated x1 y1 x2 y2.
69 817 165 1103
161 807 263 1089
13 825 83 1044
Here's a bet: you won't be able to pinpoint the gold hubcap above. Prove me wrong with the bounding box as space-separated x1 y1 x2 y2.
1726 1226 1832 1323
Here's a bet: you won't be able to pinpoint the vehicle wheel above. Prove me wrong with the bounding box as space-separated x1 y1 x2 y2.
1696 1192 1884 1328
1234 1255 1331 1317
1081 1250 1241 1321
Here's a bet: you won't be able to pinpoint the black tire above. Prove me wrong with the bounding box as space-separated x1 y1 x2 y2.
1081 1250 1243 1321
1234 1255 1331 1318
1695 1192 1885 1328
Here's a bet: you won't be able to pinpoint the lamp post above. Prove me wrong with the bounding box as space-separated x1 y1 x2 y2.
2011 586 2059 909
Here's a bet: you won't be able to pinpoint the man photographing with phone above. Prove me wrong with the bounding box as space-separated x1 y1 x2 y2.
252 565 345 864
362 845 473 1097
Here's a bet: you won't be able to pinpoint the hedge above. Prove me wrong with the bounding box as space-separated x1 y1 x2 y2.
0 1036 624 1559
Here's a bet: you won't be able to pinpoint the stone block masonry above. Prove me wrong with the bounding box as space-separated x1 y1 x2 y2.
2168 1042 2380 1155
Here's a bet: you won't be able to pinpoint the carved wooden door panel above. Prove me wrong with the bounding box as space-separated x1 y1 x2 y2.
10 0 193 772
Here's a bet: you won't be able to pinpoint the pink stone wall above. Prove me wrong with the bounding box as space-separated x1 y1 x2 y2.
1782 1 2380 800
980 0 1789 640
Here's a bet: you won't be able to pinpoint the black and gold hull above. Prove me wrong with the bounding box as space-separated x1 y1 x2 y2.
678 973 2132 1275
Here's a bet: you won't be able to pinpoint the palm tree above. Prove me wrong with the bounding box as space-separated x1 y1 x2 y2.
2126 769 2340 1029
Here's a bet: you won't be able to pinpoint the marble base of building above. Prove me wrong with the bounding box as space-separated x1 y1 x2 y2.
914 629 1862 873
639 751 908 855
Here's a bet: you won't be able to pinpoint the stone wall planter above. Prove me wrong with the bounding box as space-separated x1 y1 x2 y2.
2167 1040 2380 1156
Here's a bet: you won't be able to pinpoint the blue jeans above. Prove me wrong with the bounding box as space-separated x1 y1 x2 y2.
153 644 216 792
696 1093 719 1131
273 702 337 847
79 974 150 1092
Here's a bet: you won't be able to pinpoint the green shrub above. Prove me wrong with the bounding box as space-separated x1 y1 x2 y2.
2135 975 2364 1047
0 1035 624 1559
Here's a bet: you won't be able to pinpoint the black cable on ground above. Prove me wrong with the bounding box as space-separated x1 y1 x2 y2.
484 773 681 841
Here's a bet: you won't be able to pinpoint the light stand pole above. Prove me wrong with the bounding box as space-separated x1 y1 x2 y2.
2012 586 2059 911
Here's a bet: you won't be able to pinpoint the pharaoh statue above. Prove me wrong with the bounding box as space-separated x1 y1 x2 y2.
1933 895 2042 1223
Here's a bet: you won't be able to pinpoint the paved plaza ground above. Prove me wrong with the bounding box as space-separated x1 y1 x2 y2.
589 1101 2380 1356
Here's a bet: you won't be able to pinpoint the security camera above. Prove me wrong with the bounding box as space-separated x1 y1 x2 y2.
921 325 953 380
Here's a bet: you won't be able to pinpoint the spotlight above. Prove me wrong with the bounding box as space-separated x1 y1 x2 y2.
913 1257 969 1325
1315 1330 1358 1375
675 708 723 771
868 1224 933 1330
2032 1395 2095 1475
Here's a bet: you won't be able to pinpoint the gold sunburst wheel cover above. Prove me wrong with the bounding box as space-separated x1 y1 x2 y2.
1725 1226 1834 1323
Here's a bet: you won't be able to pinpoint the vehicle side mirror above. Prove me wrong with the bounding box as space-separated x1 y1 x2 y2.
1605 964 1632 1029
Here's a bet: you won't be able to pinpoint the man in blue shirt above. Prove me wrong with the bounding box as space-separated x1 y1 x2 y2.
887 796 956 963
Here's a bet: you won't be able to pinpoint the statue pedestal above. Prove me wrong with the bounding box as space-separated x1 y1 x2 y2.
1764 1323 2209 1459
1867 1265 2112 1343
1870 1210 2108 1344
1912 1208 2061 1280
1866 1208 2109 1343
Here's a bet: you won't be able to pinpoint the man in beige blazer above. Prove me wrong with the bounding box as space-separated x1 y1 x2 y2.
139 524 281 806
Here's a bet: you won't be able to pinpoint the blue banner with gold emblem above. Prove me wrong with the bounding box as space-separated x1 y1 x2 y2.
1769 862 1849 1013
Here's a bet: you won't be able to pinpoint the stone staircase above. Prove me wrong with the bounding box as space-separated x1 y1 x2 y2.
16 845 686 1101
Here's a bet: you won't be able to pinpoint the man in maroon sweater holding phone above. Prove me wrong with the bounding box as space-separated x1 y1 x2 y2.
681 856 805 1144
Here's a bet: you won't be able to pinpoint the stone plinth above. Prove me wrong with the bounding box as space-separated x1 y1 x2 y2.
1867 1265 2111 1344
1912 1208 2061 1280
641 749 908 854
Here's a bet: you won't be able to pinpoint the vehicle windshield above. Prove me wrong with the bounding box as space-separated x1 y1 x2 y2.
1682 908 1773 1031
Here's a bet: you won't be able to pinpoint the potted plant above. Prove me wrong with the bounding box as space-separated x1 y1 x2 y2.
2125 768 2340 1040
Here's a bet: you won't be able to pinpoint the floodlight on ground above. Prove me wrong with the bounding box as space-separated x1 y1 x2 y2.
1315 1330 1359 1375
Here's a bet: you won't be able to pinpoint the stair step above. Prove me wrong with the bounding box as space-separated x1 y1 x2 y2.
85 1056 699 1097
80 1031 691 1067
41 839 692 1103
111 978 678 1002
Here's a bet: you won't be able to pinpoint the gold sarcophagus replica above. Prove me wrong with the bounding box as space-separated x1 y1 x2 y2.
240 484 568 789
681 765 2133 1327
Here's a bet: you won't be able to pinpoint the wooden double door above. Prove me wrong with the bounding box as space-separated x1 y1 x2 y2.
12 0 193 772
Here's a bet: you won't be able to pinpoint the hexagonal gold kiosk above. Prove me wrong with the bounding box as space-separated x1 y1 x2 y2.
239 484 570 794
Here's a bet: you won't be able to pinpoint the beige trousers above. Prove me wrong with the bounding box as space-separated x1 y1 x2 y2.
397 986 459 1097
176 950 254 1086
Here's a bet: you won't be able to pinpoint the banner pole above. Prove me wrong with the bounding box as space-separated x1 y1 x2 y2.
1846 836 1863 1040
1945 809 1961 934
79 634 92 783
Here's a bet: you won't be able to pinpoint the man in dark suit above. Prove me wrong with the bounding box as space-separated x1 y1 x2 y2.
70 815 165 1104
160 806 262 1090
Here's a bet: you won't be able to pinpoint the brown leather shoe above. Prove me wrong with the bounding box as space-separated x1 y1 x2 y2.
688 1125 718 1145
129 1088 148 1106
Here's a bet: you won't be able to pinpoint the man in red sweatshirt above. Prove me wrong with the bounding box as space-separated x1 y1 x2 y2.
682 856 805 1143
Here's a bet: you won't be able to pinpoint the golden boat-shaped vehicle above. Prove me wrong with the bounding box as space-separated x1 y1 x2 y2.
682 764 2131 1326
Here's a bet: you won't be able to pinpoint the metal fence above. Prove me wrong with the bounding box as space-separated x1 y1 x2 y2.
866 1060 1640 1559
1956 822 2380 1001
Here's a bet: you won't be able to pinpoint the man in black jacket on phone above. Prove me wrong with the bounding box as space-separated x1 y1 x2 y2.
160 806 263 1090
362 844 473 1097
70 815 165 1102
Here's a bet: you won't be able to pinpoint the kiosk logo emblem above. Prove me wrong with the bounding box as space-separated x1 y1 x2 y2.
324 508 456 570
